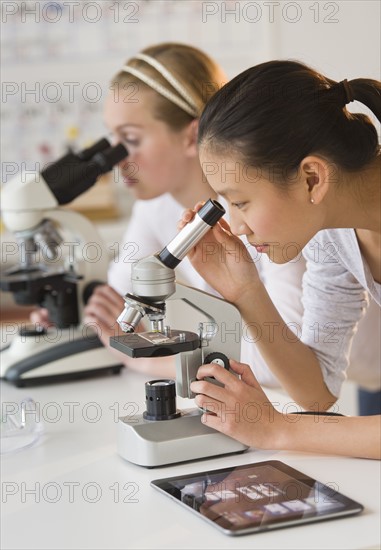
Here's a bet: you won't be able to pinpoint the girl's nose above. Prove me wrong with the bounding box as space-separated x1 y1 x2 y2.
230 214 251 236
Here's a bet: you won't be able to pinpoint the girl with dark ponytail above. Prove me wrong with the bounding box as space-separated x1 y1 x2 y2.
182 60 381 459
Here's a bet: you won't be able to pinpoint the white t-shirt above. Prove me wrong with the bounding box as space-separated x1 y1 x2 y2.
302 228 381 396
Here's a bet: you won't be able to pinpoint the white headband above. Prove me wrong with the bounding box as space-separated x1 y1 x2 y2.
121 53 199 118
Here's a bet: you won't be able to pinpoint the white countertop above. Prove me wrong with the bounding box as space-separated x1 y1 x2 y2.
1 367 380 550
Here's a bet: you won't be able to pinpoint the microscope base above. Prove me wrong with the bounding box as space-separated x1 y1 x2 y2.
0 328 123 386
117 408 248 467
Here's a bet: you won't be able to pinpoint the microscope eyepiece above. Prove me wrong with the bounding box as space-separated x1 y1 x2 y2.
158 199 225 269
76 137 110 160
92 143 128 172
197 199 225 226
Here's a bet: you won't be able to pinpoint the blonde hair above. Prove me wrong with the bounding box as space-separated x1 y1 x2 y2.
112 42 227 131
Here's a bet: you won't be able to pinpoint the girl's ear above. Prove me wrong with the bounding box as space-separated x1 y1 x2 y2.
183 119 199 158
300 156 333 205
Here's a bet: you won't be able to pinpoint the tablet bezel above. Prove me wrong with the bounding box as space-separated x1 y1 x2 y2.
150 460 364 536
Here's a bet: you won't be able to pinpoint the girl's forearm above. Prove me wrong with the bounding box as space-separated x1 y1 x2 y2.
236 281 335 410
274 413 381 459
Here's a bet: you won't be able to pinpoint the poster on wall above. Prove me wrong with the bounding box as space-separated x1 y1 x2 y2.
1 0 274 175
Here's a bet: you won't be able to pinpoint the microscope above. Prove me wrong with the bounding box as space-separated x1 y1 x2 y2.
1 138 128 386
111 200 248 467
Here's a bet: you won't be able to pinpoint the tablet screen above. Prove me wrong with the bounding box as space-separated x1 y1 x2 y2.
151 460 363 536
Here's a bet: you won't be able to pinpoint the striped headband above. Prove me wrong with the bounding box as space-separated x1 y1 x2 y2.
121 53 199 118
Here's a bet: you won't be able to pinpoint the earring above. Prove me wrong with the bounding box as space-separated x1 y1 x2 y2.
310 198 315 204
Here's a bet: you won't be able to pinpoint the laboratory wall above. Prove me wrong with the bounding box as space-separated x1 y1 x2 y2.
1 0 379 179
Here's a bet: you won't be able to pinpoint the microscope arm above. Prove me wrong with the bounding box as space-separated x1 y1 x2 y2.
45 209 110 280
1 173 58 233
170 282 241 357
169 282 242 398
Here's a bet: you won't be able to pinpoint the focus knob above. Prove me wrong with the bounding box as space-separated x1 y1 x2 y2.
204 352 230 370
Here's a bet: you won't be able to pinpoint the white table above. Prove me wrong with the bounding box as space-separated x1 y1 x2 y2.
1 368 380 550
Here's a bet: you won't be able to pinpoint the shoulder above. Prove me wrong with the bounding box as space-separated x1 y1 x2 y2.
303 227 355 251
302 228 369 305
303 228 358 270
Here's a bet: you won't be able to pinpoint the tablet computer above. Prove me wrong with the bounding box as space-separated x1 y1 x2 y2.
151 460 363 536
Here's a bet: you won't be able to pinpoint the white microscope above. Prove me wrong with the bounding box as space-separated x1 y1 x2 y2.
111 200 248 467
1 138 128 386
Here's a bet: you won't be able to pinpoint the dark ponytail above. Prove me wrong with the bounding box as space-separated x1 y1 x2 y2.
198 61 381 184
349 78 381 121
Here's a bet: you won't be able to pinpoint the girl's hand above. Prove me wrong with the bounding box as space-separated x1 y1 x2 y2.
190 359 283 449
30 308 53 328
84 284 125 346
177 203 260 304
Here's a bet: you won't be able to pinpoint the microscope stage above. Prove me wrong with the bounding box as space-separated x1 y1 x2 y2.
110 330 200 358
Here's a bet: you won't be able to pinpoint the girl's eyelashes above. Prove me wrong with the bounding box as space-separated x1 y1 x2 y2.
107 130 140 147
231 201 247 209
122 138 140 146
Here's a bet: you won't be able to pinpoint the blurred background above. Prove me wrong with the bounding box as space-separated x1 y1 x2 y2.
2 0 379 181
